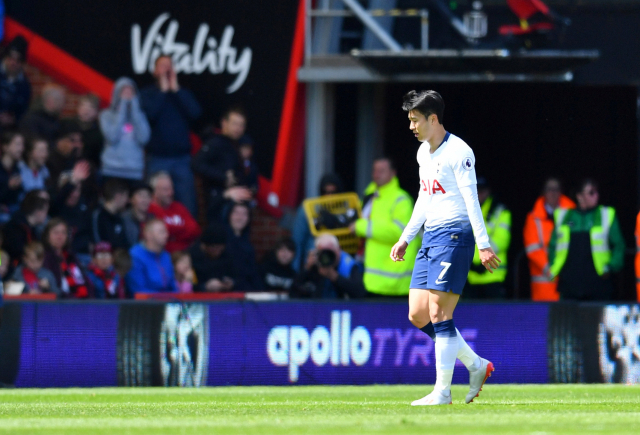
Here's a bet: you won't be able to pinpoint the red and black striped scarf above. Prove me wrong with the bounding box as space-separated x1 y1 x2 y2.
60 252 89 298
88 264 122 298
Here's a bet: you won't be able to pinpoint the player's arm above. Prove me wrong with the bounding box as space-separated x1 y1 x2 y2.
391 191 426 262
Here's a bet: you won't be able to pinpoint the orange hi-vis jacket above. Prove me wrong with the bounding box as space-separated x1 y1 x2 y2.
635 211 640 302
523 195 575 301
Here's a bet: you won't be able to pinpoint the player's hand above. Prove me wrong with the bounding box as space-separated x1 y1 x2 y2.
479 247 501 273
390 241 408 262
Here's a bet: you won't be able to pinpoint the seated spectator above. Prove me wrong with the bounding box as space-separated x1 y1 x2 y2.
9 241 59 295
86 241 124 299
0 35 31 130
19 83 65 146
73 94 104 169
225 202 263 290
148 171 201 252
2 191 49 264
122 182 152 246
0 130 25 221
100 78 150 184
126 219 177 294
19 136 50 193
47 121 84 189
189 222 234 292
42 218 93 299
172 251 194 294
260 237 296 291
49 162 92 264
291 233 366 299
91 179 130 250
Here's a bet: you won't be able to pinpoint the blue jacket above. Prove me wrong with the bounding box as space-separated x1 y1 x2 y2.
140 85 201 157
126 243 177 294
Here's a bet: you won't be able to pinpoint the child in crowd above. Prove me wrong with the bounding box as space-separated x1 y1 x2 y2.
86 242 124 299
19 136 50 193
10 241 59 295
260 237 296 291
172 251 194 294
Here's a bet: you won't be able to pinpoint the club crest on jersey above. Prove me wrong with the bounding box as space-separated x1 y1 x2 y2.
462 157 474 171
421 179 446 195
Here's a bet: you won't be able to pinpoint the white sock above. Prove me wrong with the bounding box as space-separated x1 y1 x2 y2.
455 328 481 371
434 320 457 395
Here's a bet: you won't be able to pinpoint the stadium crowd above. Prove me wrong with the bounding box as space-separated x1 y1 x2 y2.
0 34 637 304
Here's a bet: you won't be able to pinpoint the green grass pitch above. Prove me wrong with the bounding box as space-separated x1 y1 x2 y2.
1 384 639 435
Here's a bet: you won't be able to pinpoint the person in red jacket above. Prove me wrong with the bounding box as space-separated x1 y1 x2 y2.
523 177 575 301
148 171 201 252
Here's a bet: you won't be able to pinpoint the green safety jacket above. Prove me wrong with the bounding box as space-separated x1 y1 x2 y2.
467 196 511 285
354 177 417 296
548 206 625 278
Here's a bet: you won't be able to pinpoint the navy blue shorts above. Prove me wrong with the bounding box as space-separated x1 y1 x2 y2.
409 245 475 294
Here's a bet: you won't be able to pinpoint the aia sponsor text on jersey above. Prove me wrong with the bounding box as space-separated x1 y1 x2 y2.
421 179 446 195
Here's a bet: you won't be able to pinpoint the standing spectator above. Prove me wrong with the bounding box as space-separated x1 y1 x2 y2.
523 177 575 301
172 251 194 294
91 179 130 250
19 136 50 193
2 191 49 264
126 218 177 295
188 222 235 292
86 241 124 299
74 94 103 169
465 177 512 299
224 202 263 291
9 241 59 295
19 84 65 145
47 122 84 188
122 182 152 246
0 130 24 221
148 171 201 252
0 35 31 129
42 218 93 299
292 173 344 272
350 157 417 297
140 55 201 216
192 106 254 221
549 179 625 301
260 237 296 291
100 77 150 184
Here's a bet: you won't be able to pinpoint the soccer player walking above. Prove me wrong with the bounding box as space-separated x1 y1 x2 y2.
390 90 500 405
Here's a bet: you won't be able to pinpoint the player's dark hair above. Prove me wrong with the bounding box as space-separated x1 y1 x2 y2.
373 156 396 171
402 90 444 124
20 190 49 216
102 179 129 201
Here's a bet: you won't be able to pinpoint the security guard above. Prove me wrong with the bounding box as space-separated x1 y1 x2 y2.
549 179 625 301
465 177 511 299
351 157 417 296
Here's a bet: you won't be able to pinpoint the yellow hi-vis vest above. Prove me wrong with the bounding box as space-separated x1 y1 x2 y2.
549 206 615 278
467 196 511 285
354 177 417 296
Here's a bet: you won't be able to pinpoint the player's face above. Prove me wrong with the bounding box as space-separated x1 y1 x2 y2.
408 110 431 142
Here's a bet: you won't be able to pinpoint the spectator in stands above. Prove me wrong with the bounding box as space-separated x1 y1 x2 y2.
148 171 201 252
19 136 49 193
9 241 59 295
0 35 31 129
126 218 177 295
260 237 296 291
91 179 130 250
2 190 49 264
0 130 24 221
224 202 263 290
141 55 201 216
86 241 124 299
74 94 103 169
47 121 84 188
189 222 235 292
100 78 150 185
0 251 9 282
172 251 194 294
49 162 92 264
113 249 132 297
292 173 344 272
122 182 152 246
19 83 65 145
291 233 366 299
192 106 254 221
548 178 625 301
42 218 93 298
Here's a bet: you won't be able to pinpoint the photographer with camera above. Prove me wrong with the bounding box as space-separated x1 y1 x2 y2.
290 233 366 299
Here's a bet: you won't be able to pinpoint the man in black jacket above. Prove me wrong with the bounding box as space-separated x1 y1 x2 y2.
2 191 49 265
91 179 130 250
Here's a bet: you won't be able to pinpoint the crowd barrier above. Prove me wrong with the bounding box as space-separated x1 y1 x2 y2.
0 300 637 387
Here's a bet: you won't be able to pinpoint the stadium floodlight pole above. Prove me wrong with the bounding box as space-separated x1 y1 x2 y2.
339 0 403 52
